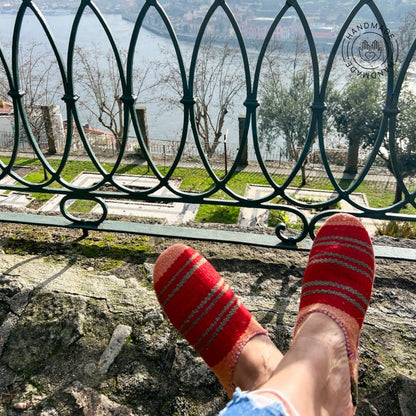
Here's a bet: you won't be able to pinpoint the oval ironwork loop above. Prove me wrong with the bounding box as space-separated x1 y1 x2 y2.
60 195 108 225
187 0 250 192
318 0 394 201
126 0 189 190
66 0 128 183
252 0 320 192
11 1 67 186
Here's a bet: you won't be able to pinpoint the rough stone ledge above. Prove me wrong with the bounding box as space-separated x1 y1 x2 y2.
0 229 415 415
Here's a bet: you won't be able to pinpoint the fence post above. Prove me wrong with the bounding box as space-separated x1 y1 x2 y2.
135 106 150 151
224 130 228 175
238 115 248 166
41 105 57 154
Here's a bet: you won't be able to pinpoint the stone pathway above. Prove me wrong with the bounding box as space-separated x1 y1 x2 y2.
0 163 396 235
39 173 200 225
0 174 33 209
240 185 380 235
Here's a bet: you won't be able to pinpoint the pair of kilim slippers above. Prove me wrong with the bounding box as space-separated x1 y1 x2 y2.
152 214 375 413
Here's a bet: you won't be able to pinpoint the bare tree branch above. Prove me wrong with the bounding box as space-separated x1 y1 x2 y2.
158 38 245 157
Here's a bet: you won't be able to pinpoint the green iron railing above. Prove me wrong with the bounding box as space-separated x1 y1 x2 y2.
0 0 416 260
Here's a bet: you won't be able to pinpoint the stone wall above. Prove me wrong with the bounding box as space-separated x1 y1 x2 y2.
0 226 415 415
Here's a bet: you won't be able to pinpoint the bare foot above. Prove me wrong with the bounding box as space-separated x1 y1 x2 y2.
232 334 284 392
297 313 354 416
252 313 354 416
318 316 355 416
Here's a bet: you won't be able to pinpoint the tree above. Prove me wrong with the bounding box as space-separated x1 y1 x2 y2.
15 42 63 155
332 76 383 174
396 7 416 63
74 46 123 151
159 39 245 158
380 90 416 204
74 46 153 152
257 36 341 186
0 66 9 100
334 75 416 205
0 41 64 175
259 70 313 185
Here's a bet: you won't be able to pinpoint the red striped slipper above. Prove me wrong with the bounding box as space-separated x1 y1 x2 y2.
153 244 268 396
293 213 375 410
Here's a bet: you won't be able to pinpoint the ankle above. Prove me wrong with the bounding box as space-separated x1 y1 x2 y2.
233 334 283 391
292 314 347 384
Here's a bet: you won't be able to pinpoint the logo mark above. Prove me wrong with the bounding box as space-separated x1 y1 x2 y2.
342 22 399 77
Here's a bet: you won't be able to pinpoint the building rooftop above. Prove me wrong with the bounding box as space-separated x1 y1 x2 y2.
0 100 13 115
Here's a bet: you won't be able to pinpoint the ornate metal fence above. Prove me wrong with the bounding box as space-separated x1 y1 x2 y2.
0 0 415 260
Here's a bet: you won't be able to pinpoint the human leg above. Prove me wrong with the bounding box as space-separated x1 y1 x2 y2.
252 213 375 415
153 243 283 396
257 313 352 416
153 213 374 415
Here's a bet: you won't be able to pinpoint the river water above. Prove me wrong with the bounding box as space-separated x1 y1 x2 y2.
0 9 400 155
0 12 194 142
0 11 327 152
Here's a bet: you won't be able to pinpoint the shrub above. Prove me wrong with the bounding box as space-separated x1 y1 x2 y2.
268 210 290 228
377 221 416 239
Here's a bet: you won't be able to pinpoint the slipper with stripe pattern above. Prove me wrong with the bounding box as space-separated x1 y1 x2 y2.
153 244 269 396
293 213 375 410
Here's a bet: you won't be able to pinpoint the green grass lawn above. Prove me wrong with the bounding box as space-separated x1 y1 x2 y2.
1 156 415 226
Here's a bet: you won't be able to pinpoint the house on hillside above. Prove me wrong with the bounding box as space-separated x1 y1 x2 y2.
65 121 123 154
0 100 65 152
0 100 13 117
0 100 15 148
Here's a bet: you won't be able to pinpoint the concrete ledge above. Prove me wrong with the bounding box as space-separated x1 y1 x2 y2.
0 211 415 261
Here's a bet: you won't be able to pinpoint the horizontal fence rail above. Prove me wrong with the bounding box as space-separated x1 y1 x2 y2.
0 0 416 260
